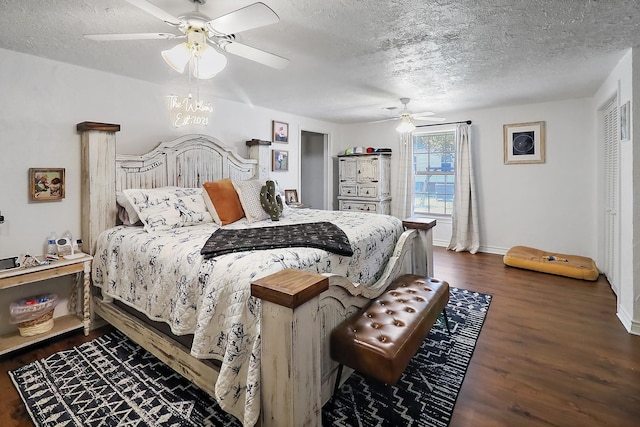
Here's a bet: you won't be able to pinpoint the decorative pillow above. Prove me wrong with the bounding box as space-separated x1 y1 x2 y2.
274 181 290 217
116 191 141 225
117 204 144 226
202 179 245 225
122 187 212 232
233 179 270 223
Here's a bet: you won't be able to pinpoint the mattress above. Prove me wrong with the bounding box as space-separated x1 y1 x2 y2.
92 208 403 425
503 245 599 281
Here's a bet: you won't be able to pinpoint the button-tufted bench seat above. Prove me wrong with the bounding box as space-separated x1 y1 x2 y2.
330 274 450 418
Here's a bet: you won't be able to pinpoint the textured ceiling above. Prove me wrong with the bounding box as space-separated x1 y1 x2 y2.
0 0 638 124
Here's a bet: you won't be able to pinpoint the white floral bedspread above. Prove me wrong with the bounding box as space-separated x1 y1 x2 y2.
92 209 403 426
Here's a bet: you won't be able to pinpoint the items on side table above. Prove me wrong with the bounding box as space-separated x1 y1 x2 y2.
0 254 93 355
10 294 59 337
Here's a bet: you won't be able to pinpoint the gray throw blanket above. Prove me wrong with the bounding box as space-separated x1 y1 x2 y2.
200 221 353 259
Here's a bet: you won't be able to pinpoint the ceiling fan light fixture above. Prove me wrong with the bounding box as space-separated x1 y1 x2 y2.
192 44 227 79
396 115 416 133
161 43 191 73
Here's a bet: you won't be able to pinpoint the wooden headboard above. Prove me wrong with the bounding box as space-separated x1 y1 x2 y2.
115 134 259 190
77 123 270 255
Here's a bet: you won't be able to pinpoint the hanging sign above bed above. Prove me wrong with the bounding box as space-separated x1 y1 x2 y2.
166 95 213 128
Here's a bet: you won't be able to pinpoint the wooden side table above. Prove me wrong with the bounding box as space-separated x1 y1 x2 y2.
0 254 92 355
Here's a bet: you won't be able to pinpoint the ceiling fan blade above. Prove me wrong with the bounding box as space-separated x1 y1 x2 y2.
84 32 179 41
410 111 436 118
206 2 279 35
413 116 447 122
368 117 399 124
125 0 182 26
220 41 289 69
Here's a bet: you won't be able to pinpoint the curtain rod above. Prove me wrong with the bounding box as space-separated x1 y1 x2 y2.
416 120 472 128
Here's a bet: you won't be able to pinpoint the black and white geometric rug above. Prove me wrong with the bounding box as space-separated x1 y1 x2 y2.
10 287 491 427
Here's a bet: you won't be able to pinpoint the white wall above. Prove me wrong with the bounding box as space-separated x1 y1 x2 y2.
341 98 597 258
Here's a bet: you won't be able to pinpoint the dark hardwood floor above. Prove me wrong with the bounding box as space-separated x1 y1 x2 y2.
435 247 640 427
2 247 639 426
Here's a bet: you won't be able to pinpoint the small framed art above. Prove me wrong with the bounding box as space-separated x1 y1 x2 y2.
272 120 289 143
30 168 65 201
620 101 630 141
503 121 545 164
284 189 298 204
272 149 289 171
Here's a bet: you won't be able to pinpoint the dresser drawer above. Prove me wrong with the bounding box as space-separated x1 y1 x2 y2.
339 201 379 213
357 184 378 198
339 184 357 197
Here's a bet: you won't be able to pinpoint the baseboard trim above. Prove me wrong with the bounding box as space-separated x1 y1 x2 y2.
433 240 509 255
616 305 640 335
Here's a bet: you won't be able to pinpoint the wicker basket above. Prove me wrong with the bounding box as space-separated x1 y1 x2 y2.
17 309 54 337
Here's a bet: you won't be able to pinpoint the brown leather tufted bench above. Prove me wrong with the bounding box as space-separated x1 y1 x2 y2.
330 274 450 419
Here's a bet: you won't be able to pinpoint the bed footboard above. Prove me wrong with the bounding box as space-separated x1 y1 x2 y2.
251 269 329 427
249 220 431 426
93 296 220 397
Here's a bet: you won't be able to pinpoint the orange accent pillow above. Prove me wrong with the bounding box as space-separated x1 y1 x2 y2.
203 179 245 225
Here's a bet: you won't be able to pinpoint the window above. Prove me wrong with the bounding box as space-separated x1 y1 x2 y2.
413 129 456 215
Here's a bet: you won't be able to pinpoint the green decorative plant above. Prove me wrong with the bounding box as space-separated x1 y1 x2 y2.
260 180 284 221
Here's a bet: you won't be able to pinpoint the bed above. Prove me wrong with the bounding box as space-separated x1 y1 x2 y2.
77 123 435 426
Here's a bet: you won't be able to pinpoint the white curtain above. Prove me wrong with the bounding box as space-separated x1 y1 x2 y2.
392 131 414 219
447 124 480 253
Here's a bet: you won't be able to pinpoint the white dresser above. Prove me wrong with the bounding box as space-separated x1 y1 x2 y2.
337 153 391 215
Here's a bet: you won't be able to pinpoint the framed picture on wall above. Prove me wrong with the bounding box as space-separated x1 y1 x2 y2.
30 168 65 201
272 149 289 171
503 121 545 164
272 120 289 143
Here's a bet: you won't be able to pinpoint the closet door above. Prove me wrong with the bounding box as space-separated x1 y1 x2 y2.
602 98 620 293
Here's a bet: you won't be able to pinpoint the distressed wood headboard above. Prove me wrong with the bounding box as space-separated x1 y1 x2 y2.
77 123 270 254
115 134 259 190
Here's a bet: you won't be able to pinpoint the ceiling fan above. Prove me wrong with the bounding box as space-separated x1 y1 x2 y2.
84 0 289 79
376 98 446 132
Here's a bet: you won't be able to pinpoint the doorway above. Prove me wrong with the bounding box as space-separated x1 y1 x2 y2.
300 130 329 209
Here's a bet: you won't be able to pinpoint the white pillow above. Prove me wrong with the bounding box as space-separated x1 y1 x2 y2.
123 187 212 232
116 191 140 225
232 179 270 223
